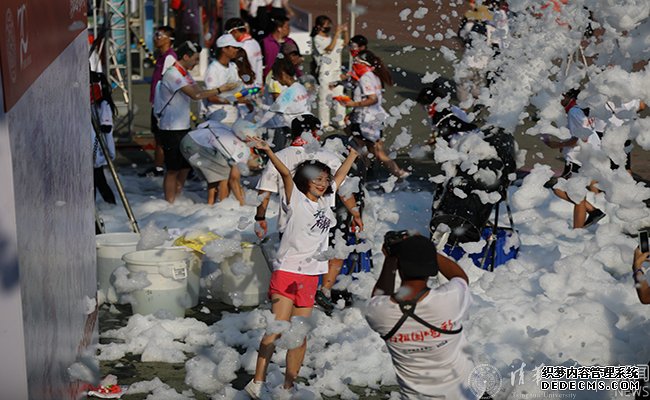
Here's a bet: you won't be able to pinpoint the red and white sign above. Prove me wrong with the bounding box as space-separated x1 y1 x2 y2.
0 0 87 111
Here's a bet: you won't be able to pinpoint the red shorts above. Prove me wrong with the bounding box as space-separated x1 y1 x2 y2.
268 270 319 307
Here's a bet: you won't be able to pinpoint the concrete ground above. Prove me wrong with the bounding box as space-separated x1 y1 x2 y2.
99 4 650 399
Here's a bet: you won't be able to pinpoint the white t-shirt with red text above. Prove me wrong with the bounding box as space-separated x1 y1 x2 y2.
365 277 474 399
351 72 389 142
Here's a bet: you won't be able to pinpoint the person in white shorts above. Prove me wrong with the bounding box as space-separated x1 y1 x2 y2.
335 43 409 179
311 15 348 130
180 119 261 205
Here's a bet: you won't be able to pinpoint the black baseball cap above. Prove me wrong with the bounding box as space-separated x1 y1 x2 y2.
392 235 439 280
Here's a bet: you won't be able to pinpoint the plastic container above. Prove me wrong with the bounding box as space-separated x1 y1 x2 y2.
96 233 141 303
217 242 272 307
122 248 192 317
155 246 203 307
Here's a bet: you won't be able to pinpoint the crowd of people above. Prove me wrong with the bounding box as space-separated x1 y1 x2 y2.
88 1 650 399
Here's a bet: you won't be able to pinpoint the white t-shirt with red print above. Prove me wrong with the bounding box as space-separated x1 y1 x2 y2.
155 64 195 130
365 277 474 399
351 71 389 142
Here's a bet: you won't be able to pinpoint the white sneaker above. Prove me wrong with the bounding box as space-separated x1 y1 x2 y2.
244 379 271 400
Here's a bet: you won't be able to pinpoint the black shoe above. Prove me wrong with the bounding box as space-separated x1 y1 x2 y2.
584 209 605 228
315 290 335 314
139 166 164 177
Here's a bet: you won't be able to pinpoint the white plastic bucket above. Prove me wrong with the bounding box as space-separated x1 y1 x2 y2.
96 233 141 303
155 246 203 307
217 242 271 307
122 248 191 318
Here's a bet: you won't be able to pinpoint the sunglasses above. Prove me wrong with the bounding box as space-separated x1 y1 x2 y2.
154 31 169 39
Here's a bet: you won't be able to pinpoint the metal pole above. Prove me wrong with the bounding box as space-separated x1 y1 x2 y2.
337 0 342 26
125 2 133 134
350 0 356 38
91 109 140 233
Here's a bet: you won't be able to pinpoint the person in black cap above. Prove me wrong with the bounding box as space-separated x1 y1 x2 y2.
364 232 475 399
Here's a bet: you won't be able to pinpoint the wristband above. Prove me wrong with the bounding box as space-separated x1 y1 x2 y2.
254 215 265 221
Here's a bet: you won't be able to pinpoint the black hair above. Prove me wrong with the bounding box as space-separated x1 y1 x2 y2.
90 70 117 116
563 88 581 100
357 50 393 87
157 25 175 40
311 15 332 37
224 18 246 33
416 77 458 104
293 160 333 196
349 34 368 47
233 48 255 84
270 16 290 33
272 56 296 79
176 41 201 59
291 114 321 139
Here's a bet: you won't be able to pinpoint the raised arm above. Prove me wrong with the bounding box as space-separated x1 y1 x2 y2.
436 253 469 284
333 148 358 189
248 137 294 202
181 82 239 101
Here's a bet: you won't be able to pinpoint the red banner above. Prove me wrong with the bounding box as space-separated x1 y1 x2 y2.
0 0 87 111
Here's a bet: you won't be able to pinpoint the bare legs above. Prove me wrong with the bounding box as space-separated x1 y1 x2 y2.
253 295 313 389
321 258 344 292
553 181 601 229
353 137 408 178
163 168 190 203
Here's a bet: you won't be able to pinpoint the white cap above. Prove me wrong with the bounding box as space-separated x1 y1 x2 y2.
216 34 243 48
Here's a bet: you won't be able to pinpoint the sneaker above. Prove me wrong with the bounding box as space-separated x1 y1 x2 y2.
315 290 335 314
397 170 411 180
244 379 271 400
138 166 164 177
584 209 606 228
87 384 123 399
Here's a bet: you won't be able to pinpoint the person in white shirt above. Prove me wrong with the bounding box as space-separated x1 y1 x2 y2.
311 15 348 130
203 34 246 126
90 71 117 205
365 233 475 400
153 40 238 203
542 89 605 228
260 58 311 150
244 135 358 399
336 46 409 178
225 18 264 89
254 114 363 312
180 119 261 205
